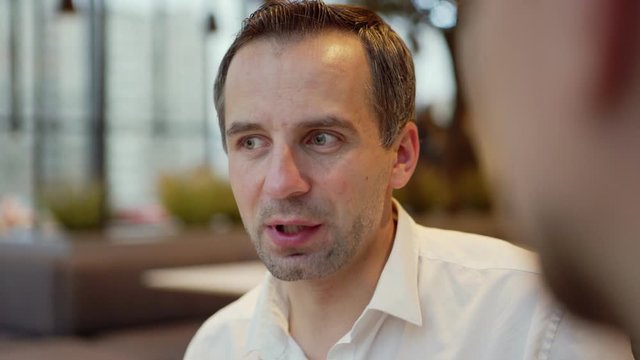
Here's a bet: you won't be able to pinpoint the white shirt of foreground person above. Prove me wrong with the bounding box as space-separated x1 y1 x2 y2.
185 202 632 360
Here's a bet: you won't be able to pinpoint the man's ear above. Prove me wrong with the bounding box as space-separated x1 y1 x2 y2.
390 122 420 190
595 0 640 107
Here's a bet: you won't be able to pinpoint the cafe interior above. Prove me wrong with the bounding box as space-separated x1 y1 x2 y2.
0 0 499 359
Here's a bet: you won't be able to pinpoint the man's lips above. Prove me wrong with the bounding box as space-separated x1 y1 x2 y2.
264 218 321 227
263 219 323 249
273 224 311 234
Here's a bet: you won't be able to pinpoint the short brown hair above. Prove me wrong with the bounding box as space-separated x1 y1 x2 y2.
214 0 415 150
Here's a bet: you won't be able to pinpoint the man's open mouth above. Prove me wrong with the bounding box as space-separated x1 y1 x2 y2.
275 225 309 234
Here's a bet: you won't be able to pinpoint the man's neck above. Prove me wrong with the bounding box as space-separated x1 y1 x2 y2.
285 216 396 359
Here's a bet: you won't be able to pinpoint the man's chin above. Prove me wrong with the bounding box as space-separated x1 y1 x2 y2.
268 266 306 282
260 253 318 282
260 250 347 282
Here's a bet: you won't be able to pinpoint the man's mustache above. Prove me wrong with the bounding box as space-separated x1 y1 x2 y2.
257 198 331 222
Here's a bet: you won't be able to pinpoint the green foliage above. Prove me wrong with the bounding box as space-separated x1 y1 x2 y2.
394 166 453 213
44 182 107 230
158 167 240 226
394 166 493 213
456 168 493 211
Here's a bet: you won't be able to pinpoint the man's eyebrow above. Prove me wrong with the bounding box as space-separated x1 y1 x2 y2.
226 122 264 138
226 116 357 137
296 116 357 132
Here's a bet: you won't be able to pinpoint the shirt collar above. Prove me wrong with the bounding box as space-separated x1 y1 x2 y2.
365 200 422 326
245 276 290 359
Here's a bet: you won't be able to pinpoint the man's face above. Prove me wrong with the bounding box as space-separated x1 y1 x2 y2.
456 0 619 320
223 32 397 281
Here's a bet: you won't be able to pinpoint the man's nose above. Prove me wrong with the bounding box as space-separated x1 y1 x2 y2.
263 145 311 199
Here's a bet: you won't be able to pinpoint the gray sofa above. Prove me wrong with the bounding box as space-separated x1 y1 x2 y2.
0 227 258 359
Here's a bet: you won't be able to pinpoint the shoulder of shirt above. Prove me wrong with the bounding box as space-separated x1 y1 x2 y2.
185 284 263 359
412 223 542 275
199 284 262 329
185 283 262 358
411 224 633 358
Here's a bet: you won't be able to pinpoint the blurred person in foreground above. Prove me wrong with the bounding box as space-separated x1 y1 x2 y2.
442 0 640 355
185 1 633 359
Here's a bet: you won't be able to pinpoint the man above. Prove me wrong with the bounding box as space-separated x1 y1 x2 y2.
185 1 632 359
453 0 640 352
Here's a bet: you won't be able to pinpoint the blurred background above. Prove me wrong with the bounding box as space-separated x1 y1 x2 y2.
0 0 492 237
0 1 497 359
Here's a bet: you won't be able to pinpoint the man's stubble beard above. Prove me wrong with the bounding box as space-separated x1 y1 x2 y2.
247 188 385 282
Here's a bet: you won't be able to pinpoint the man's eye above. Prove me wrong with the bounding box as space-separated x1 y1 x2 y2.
308 132 339 147
240 136 267 150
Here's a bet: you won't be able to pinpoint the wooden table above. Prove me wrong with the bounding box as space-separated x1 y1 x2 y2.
143 260 267 296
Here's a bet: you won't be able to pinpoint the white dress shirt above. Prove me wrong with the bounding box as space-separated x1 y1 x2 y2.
185 203 632 360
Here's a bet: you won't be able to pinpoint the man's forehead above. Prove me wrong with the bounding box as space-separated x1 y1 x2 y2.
233 30 366 63
223 30 377 135
225 32 372 99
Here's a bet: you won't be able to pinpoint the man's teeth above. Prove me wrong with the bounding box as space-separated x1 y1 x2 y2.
279 225 305 234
